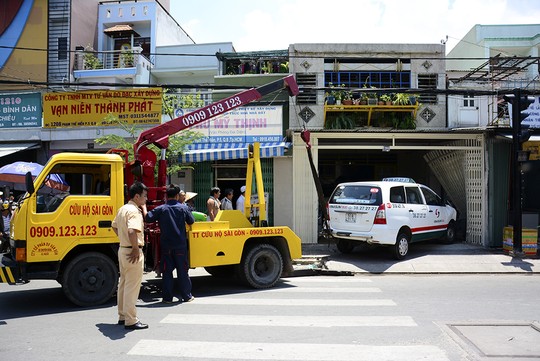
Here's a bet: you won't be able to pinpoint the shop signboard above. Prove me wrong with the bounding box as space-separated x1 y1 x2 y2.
42 88 162 128
0 92 42 128
183 105 283 143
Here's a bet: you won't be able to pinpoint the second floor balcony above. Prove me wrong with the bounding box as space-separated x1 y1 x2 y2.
73 47 152 85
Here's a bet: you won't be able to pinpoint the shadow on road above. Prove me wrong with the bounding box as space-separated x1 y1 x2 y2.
0 284 114 321
95 322 128 340
305 240 500 274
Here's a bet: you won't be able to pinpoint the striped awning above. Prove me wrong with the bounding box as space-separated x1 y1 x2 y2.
180 142 291 163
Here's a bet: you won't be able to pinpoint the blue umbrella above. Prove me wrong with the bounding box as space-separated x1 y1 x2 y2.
0 161 69 192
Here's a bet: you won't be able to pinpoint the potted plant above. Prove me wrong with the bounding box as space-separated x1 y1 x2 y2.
409 94 419 105
120 50 134 67
393 93 411 105
326 83 344 105
379 94 392 105
83 45 102 70
367 92 378 105
342 87 354 105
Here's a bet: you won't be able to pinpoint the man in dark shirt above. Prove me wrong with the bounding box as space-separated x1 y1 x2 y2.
145 184 195 303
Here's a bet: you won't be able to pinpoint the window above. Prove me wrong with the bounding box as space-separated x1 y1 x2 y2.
330 185 382 206
421 187 443 206
36 163 111 213
463 95 475 107
296 73 317 104
405 187 423 204
389 186 405 203
58 37 67 60
325 71 411 89
418 74 437 104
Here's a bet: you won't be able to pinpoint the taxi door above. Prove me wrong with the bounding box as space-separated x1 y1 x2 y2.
420 186 448 239
404 185 429 242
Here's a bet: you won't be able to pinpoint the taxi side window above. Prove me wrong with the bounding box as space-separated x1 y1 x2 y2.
421 187 443 206
389 186 405 203
405 187 423 204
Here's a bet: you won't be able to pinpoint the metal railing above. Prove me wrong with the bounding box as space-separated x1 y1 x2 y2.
75 47 152 71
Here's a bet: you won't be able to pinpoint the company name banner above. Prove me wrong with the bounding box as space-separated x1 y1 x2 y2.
0 93 42 128
183 106 283 143
43 88 162 128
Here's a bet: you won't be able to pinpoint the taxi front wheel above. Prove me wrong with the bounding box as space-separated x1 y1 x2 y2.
443 221 456 244
393 232 410 260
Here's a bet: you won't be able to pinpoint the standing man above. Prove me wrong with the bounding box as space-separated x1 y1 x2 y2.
206 187 221 221
112 182 148 330
220 188 234 210
145 184 195 304
236 185 246 214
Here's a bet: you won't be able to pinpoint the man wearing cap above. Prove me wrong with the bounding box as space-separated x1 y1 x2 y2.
236 185 246 214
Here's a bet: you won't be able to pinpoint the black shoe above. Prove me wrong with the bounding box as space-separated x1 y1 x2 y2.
117 320 125 325
125 321 148 330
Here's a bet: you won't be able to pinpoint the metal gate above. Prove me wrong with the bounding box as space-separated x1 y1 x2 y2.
424 138 485 245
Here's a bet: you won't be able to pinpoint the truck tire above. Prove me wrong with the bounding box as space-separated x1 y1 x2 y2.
61 252 118 307
237 244 283 289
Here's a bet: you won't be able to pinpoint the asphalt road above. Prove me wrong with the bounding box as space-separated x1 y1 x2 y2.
1 271 540 361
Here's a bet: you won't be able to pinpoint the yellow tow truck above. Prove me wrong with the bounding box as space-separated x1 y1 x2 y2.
0 76 302 306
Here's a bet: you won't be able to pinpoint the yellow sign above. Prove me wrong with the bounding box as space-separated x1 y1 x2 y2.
523 141 540 161
42 88 162 128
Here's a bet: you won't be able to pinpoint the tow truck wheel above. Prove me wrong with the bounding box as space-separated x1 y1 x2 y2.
336 239 355 254
393 232 410 260
61 252 118 307
237 243 283 289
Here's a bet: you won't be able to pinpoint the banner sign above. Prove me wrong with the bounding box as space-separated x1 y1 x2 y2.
42 88 162 128
0 92 42 128
181 106 283 143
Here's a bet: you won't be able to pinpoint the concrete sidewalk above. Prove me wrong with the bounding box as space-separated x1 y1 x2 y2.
299 242 540 274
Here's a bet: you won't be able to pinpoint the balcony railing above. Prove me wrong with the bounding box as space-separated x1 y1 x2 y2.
74 47 151 71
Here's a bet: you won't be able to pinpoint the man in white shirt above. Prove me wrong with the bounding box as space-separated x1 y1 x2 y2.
236 185 246 214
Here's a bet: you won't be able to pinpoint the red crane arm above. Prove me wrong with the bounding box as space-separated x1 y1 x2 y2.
130 75 298 201
134 75 299 155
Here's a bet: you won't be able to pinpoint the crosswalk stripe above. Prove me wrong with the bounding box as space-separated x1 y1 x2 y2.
258 287 381 293
281 277 372 283
128 340 450 360
161 314 417 327
189 297 396 306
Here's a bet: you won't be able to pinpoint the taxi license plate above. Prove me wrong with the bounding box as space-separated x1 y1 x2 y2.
345 213 356 223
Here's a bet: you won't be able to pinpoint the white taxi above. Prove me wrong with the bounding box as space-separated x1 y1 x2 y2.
327 178 457 259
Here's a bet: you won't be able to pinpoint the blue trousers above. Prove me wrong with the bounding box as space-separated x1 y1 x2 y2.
160 247 192 302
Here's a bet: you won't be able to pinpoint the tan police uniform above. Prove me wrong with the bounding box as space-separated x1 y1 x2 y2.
112 200 145 326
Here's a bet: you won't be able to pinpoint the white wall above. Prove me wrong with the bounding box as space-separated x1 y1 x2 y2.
273 157 294 229
155 5 194 47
